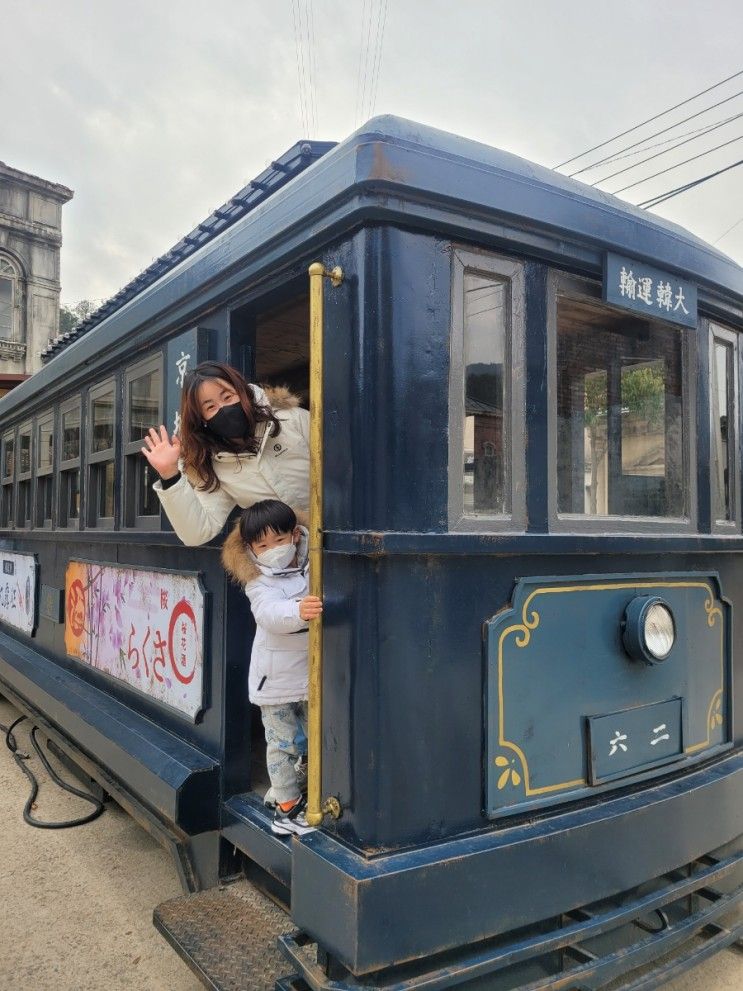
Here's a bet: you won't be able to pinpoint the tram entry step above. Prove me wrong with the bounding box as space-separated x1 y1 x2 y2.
153 880 300 991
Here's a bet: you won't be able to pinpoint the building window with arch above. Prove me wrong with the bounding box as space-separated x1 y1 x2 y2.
0 255 25 361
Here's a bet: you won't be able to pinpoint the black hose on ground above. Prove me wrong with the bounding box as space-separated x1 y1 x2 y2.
1 714 105 829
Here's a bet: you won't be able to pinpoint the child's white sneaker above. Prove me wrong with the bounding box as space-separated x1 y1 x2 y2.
271 795 315 836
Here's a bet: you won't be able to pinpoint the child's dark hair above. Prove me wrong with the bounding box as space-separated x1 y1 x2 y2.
239 499 297 546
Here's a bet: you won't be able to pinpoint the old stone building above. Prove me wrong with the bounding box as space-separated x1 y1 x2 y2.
0 162 73 396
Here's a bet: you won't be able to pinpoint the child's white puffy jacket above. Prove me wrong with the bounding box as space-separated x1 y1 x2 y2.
223 524 310 705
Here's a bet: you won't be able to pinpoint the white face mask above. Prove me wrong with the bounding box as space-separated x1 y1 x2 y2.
256 542 296 570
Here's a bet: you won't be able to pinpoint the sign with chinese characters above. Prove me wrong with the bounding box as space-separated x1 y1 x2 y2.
166 327 213 440
587 697 683 784
604 253 698 328
0 552 37 635
64 561 205 720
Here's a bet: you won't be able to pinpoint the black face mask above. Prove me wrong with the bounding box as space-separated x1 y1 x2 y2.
205 402 250 439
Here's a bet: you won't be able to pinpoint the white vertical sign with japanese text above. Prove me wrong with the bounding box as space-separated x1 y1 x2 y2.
0 552 36 635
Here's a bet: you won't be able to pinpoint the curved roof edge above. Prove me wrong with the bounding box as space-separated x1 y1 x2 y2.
346 115 743 298
5 115 743 418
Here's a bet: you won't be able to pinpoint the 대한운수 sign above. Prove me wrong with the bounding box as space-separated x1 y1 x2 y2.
0 552 37 634
604 253 698 328
64 560 205 720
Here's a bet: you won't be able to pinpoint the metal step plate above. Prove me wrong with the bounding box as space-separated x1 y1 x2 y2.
154 880 296 991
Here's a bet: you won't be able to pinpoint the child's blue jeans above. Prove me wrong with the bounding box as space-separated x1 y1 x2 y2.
261 701 309 805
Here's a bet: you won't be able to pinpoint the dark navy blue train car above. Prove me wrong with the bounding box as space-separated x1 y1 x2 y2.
0 117 741 990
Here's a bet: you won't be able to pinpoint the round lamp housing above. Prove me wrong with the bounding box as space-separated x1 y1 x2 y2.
622 596 675 665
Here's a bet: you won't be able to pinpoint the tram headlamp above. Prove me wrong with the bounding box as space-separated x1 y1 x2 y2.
622 596 675 664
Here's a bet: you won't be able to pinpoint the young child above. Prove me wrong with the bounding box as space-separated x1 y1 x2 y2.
225 499 322 836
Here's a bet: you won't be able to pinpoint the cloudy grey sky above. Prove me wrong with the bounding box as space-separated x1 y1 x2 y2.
4 0 743 306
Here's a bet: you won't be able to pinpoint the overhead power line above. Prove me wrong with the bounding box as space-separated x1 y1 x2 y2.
611 131 743 195
713 214 743 245
570 86 743 178
638 157 743 209
590 108 743 186
554 68 743 171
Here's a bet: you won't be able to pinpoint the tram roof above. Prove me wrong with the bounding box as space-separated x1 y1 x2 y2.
4 114 743 416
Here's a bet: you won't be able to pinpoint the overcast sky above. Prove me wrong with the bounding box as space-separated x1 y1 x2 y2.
4 0 743 306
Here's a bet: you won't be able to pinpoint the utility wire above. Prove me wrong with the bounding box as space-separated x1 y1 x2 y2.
308 0 319 134
590 109 743 186
554 68 743 171
291 0 309 134
637 157 743 209
301 0 317 135
590 115 743 169
611 132 743 195
357 1 375 124
713 214 743 245
368 0 389 118
569 86 743 178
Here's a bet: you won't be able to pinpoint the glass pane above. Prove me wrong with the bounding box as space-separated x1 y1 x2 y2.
2 436 13 479
711 340 732 522
37 421 53 468
1 484 14 527
557 297 685 518
0 277 12 336
137 459 159 517
92 389 114 452
17 480 30 526
19 433 31 474
62 407 81 461
129 368 160 442
583 370 608 514
463 272 508 515
62 469 80 522
37 475 53 525
97 461 114 519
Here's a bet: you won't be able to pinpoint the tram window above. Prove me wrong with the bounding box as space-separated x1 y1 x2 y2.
17 425 32 529
123 356 162 529
35 414 54 528
0 430 14 529
710 324 739 528
88 380 116 528
449 249 525 528
58 400 81 528
555 292 688 521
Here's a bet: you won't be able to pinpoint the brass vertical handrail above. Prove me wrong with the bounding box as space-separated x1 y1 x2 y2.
307 262 343 827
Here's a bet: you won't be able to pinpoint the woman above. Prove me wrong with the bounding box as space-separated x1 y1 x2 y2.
142 361 310 546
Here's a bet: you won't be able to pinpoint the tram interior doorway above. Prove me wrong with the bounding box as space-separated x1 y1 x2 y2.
228 290 311 805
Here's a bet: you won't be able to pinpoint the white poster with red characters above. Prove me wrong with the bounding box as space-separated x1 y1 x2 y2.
64 560 205 719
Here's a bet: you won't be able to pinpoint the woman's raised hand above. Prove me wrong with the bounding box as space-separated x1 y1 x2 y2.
141 426 182 480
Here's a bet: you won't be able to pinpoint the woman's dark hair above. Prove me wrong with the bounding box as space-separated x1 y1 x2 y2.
239 499 297 546
178 361 280 491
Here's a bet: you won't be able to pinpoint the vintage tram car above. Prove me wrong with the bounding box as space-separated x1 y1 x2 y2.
0 117 741 990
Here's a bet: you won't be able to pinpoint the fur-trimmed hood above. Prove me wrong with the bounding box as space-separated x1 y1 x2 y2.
222 518 309 585
255 383 301 411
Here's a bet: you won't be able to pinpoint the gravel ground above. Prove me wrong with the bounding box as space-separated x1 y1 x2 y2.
0 695 740 990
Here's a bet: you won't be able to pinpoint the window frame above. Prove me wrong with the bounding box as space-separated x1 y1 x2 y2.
34 410 55 529
547 270 697 534
0 253 27 364
448 246 526 531
123 353 163 530
1 427 16 529
86 378 117 529
58 396 83 530
16 421 33 529
709 321 740 534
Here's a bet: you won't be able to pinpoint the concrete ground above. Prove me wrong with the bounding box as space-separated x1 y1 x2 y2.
0 695 740 990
